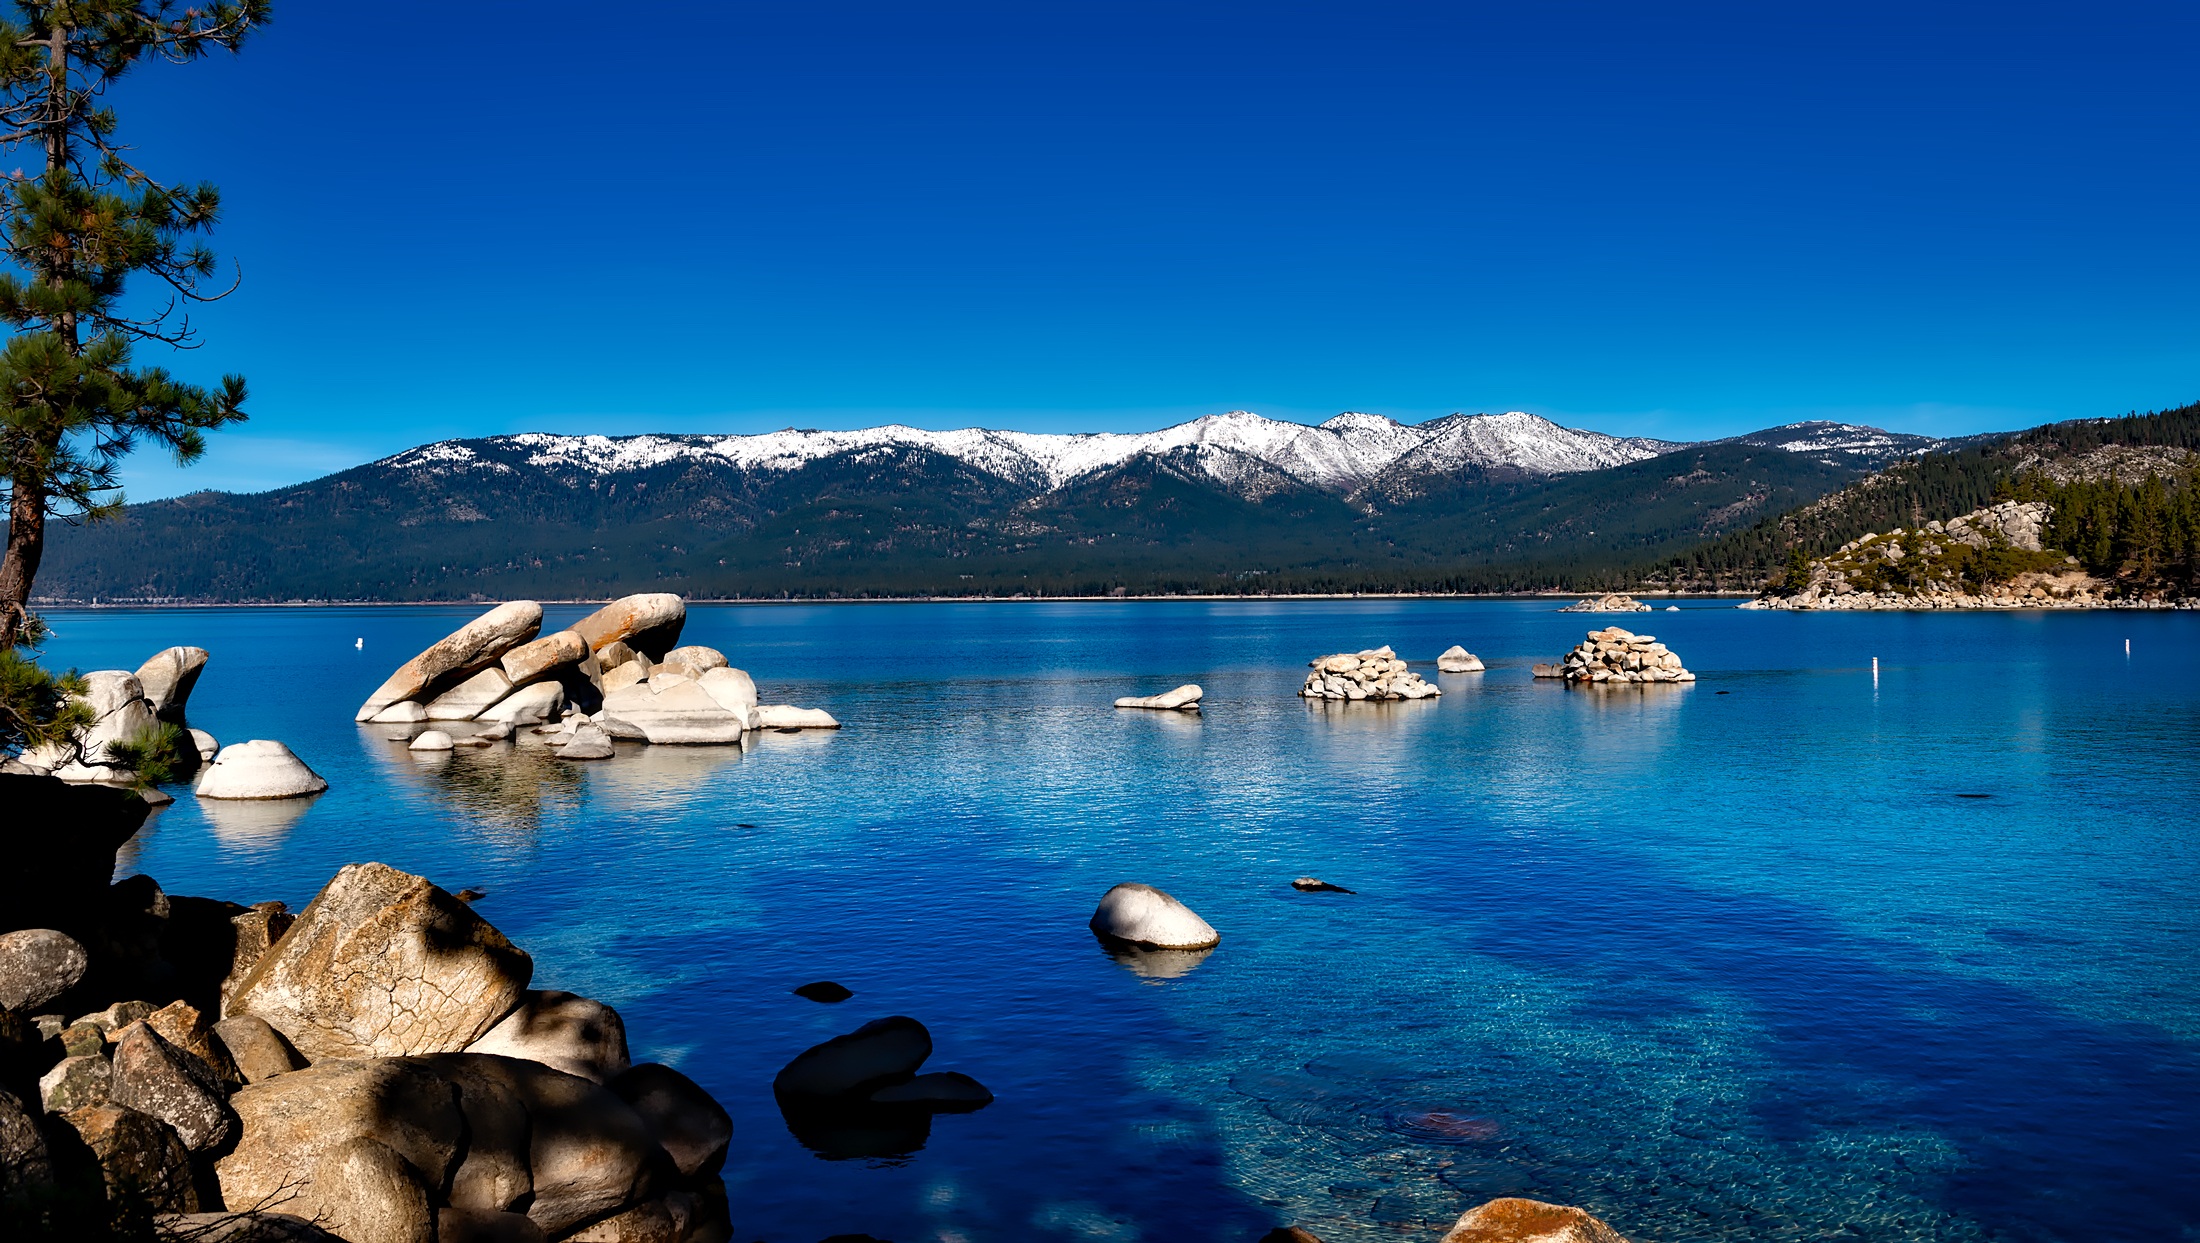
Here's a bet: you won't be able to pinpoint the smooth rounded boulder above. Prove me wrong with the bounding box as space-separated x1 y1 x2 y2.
1437 645 1486 673
571 594 686 661
554 722 616 760
371 701 428 724
463 990 631 1084
135 646 210 721
772 1016 932 1101
1089 882 1220 950
216 1058 468 1220
868 1071 993 1111
356 601 544 721
196 740 329 800
658 645 728 680
312 1136 437 1243
211 1014 305 1084
0 927 88 1012
409 730 456 753
1439 1197 1631 1243
608 1062 733 1178
227 861 533 1060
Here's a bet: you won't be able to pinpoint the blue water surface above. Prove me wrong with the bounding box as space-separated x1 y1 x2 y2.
33 601 2200 1243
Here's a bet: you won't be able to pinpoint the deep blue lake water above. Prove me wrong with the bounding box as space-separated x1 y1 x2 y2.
32 600 2200 1243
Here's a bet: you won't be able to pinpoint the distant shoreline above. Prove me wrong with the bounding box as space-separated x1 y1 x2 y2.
32 591 1760 609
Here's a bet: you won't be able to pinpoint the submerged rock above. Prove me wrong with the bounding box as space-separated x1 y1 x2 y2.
196 740 329 800
1089 882 1220 950
1438 1197 1631 1243
867 1071 992 1112
793 981 853 1004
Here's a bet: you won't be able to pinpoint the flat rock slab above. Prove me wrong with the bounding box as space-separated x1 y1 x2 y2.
356 601 543 721
571 594 685 661
1114 684 1203 710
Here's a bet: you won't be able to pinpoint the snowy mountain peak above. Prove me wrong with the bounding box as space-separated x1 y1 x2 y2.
375 409 1940 501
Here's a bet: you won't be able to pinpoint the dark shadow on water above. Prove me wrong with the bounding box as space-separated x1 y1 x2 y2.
777 1097 935 1164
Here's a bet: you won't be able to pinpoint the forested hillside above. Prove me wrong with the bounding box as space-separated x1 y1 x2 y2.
1652 401 2200 594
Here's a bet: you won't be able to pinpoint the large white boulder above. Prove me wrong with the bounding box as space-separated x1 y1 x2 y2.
355 602 543 721
423 668 514 720
599 680 745 744
370 701 427 724
408 731 455 753
753 704 837 730
695 667 756 716
25 670 157 782
135 646 209 721
478 681 564 726
1114 684 1202 710
1437 645 1485 673
570 594 685 660
1089 883 1219 950
196 741 328 801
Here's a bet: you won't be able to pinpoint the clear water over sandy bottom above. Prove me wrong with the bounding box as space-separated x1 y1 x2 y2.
37 600 2200 1243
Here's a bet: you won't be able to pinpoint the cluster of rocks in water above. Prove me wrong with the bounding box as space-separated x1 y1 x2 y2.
1744 500 2197 611
1533 628 1696 685
1559 594 1651 613
360 595 838 758
1300 647 1444 701
0 776 735 1243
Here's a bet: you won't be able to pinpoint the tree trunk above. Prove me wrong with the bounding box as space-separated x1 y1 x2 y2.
0 466 48 649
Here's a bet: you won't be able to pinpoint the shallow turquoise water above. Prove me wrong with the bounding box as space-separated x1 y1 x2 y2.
35 600 2200 1243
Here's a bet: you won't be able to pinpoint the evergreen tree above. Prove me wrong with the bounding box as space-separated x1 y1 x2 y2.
0 0 264 649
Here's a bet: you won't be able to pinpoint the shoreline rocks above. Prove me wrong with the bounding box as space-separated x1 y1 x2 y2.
1299 646 1441 701
1536 628 1695 685
1114 684 1203 710
1436 645 1484 673
1560 593 1650 613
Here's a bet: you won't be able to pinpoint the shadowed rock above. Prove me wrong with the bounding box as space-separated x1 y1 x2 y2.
0 928 88 1012
608 1063 733 1178
464 991 631 1084
773 1017 932 1102
56 1104 198 1212
227 862 533 1060
792 981 852 1004
212 1014 306 1084
867 1071 992 1112
313 1135 436 1243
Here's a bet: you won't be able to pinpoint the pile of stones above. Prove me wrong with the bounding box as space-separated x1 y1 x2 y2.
0 774 736 1243
1299 646 1442 701
359 593 837 759
1534 627 1695 684
1559 593 1651 613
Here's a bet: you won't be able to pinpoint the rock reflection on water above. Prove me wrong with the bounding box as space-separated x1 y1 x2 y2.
775 1098 932 1164
1093 933 1215 981
582 740 746 814
358 724 584 840
1300 695 1441 737
196 793 321 851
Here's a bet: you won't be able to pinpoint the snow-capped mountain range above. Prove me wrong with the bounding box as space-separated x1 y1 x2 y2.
379 410 1945 498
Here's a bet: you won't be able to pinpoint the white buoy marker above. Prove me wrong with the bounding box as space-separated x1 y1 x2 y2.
2126 638 2131 656
1872 656 1879 686
355 637 364 650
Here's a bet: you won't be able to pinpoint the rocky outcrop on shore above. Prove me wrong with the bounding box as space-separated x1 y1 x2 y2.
1299 647 1441 701
357 595 840 759
1534 628 1695 685
1560 594 1649 613
1745 500 2194 610
0 776 733 1243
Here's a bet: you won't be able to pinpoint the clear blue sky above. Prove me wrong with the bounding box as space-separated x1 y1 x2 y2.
90 0 2200 498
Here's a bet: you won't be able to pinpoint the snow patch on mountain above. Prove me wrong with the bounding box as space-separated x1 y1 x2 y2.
376 409 1929 498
